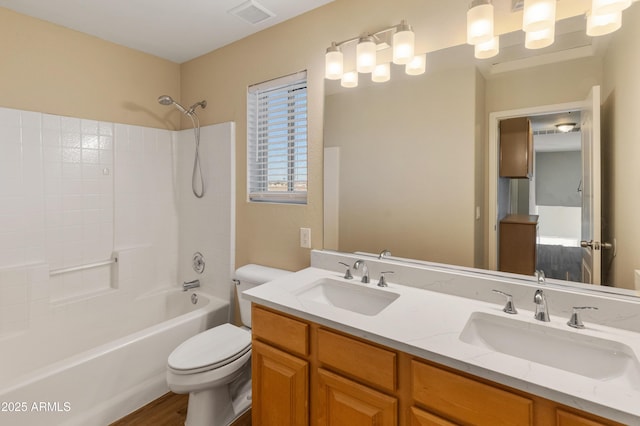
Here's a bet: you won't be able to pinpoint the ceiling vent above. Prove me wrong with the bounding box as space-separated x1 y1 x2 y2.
511 0 524 12
228 0 275 25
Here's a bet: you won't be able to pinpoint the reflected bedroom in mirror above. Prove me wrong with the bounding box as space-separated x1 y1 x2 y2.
323 3 640 295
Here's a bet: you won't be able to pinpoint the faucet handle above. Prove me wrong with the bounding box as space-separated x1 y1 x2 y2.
492 289 518 314
567 306 599 329
377 271 394 287
338 262 353 280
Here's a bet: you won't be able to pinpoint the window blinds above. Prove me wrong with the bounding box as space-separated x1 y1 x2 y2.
247 71 308 203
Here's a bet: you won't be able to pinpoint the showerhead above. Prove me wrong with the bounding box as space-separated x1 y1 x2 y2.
157 94 188 114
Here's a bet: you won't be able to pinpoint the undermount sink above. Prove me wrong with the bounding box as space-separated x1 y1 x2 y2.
294 277 400 316
459 312 640 390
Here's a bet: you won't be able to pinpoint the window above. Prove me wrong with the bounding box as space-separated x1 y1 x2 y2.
247 71 308 204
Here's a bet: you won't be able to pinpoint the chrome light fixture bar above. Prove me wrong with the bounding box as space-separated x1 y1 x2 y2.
324 20 426 88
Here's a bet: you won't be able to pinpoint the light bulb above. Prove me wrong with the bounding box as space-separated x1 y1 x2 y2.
405 54 427 76
475 36 499 59
586 10 622 36
523 0 557 32
341 71 358 88
467 1 494 45
356 36 377 73
372 63 391 83
393 21 415 64
325 44 343 80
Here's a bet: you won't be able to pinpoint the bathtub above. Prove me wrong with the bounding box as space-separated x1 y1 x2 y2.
0 288 229 426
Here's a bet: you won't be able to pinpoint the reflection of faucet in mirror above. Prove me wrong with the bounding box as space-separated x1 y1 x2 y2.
353 259 369 283
378 249 391 259
535 270 546 285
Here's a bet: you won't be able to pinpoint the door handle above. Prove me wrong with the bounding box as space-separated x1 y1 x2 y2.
580 240 613 250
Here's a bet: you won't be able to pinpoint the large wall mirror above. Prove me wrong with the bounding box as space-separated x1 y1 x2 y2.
323 4 640 295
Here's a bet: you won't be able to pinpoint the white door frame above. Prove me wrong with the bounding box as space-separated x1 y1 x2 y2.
488 100 586 271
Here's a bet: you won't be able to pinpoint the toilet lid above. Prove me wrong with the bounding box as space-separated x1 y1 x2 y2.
168 324 251 372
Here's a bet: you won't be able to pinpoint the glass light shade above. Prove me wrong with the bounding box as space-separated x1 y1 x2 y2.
556 123 576 133
341 71 358 88
474 36 499 59
525 26 555 49
393 23 415 64
591 0 631 15
467 3 494 45
523 0 557 32
405 54 427 76
372 63 391 83
325 46 343 80
356 36 377 73
586 10 622 36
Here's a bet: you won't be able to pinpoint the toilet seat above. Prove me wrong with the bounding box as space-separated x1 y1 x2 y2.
168 323 251 375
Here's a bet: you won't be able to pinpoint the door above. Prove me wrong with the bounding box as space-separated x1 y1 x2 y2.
580 86 602 285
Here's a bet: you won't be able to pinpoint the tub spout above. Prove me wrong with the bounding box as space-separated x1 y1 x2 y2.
183 279 200 291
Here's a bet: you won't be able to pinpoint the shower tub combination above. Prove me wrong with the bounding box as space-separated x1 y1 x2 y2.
0 288 229 426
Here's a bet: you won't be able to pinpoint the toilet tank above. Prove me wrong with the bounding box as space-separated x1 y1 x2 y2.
235 264 291 328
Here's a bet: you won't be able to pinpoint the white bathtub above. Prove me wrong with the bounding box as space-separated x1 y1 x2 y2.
0 288 229 426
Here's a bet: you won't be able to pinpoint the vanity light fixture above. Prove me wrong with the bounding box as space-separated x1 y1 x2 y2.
525 25 555 49
356 35 377 73
556 122 577 132
522 0 557 32
475 35 500 59
586 10 623 36
341 71 358 88
405 54 427 75
372 63 391 83
467 0 495 45
324 20 425 87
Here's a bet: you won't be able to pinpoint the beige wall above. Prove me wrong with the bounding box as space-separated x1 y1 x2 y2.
0 7 181 130
324 67 478 267
602 3 640 290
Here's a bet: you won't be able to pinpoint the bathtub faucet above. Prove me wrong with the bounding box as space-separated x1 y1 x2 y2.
183 279 201 291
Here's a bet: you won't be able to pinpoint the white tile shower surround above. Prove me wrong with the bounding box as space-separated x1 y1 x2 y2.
0 106 234 337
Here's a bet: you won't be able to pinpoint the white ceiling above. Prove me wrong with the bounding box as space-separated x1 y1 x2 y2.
0 0 333 63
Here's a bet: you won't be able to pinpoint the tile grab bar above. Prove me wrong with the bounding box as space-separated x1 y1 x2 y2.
49 257 118 276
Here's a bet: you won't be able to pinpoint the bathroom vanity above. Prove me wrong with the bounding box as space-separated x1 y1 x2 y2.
243 250 640 425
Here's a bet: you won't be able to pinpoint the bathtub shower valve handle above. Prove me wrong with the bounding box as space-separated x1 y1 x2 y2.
567 306 598 329
192 252 205 274
492 289 518 314
339 262 353 279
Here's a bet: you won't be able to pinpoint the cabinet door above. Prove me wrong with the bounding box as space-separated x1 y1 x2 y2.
252 340 309 426
317 368 397 426
500 117 533 178
557 409 619 426
410 406 458 426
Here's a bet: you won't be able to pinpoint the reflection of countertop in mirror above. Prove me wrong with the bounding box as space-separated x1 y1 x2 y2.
243 250 640 424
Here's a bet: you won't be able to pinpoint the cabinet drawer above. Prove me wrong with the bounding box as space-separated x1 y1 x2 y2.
317 328 396 392
556 409 620 426
251 305 309 357
412 360 533 426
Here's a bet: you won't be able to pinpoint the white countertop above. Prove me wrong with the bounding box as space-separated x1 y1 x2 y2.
243 266 640 424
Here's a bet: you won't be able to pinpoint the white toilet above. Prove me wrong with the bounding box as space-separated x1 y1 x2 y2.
166 264 290 426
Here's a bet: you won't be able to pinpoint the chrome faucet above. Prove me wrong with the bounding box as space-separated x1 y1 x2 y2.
353 259 369 283
535 269 546 284
183 279 200 291
533 289 550 322
378 249 391 259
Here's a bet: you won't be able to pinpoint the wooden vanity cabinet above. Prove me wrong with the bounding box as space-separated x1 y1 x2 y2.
499 214 539 275
500 117 533 178
251 305 624 426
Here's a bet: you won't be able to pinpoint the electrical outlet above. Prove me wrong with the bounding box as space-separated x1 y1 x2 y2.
300 228 311 248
